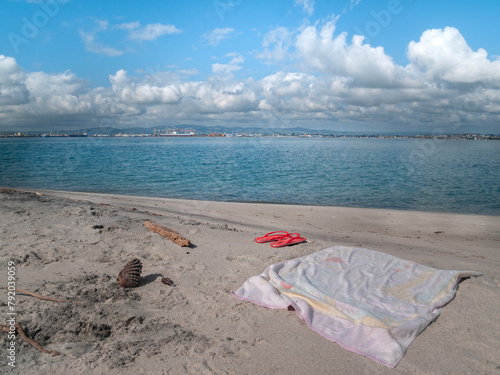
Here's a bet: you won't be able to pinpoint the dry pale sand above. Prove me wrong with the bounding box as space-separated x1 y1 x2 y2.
1 188 499 375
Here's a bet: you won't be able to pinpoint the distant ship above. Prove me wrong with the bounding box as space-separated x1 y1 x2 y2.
157 129 196 137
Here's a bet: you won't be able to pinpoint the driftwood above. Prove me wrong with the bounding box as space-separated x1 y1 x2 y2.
144 221 191 247
6 288 84 304
1 323 60 357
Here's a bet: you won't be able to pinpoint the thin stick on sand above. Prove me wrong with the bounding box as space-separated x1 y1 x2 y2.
5 288 84 304
1 323 60 357
144 220 191 247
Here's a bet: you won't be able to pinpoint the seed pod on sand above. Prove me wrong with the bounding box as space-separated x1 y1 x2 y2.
117 258 142 288
161 277 174 286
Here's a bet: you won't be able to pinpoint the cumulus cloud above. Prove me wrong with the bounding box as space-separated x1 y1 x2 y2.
0 55 24 85
1 23 500 131
203 28 235 46
0 56 142 127
177 78 258 114
109 69 182 104
295 16 416 88
128 23 182 42
407 26 500 85
25 70 88 99
259 22 500 126
23 70 95 115
258 72 332 115
0 55 30 105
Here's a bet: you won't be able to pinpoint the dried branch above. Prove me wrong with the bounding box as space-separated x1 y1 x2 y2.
1 323 60 357
144 221 191 247
15 323 60 356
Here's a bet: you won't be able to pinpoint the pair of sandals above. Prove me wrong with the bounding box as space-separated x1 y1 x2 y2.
254 231 306 248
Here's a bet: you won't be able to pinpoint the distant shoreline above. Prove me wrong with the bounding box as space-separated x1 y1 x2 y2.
1 133 499 140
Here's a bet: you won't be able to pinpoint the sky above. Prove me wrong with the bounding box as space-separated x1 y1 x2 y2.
1 0 500 133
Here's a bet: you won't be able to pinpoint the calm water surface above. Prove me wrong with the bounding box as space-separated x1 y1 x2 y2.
1 137 499 215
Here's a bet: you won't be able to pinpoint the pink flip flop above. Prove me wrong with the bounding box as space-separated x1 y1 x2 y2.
270 233 306 248
255 231 289 243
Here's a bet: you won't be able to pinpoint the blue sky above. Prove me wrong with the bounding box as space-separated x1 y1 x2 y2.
1 0 500 132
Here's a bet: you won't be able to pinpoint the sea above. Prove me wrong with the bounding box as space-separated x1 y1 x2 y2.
1 137 499 215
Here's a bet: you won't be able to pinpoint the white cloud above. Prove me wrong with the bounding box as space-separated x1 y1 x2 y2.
294 0 315 16
350 0 362 10
212 53 245 78
0 55 24 85
295 16 415 88
203 28 235 46
177 68 199 77
110 69 182 104
79 20 183 56
212 63 242 74
257 27 293 61
79 20 124 56
0 55 29 105
79 30 124 56
0 57 142 126
178 79 259 114
23 70 94 114
114 21 141 31
95 20 109 30
128 23 182 42
25 71 88 99
227 52 244 64
407 26 500 84
1 24 500 131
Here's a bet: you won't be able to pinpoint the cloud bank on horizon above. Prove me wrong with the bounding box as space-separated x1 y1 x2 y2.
1 0 499 132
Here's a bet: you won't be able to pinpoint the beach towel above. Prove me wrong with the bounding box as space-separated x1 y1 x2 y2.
231 246 481 367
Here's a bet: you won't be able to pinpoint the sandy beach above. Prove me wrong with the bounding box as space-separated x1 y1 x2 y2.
1 187 499 375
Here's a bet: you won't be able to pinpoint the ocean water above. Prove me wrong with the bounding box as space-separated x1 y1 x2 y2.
1 137 499 215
